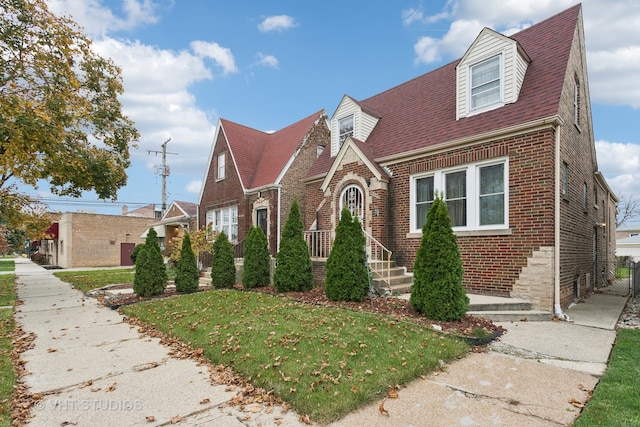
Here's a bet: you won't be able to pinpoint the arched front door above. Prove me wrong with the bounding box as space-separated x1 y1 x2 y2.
340 185 364 225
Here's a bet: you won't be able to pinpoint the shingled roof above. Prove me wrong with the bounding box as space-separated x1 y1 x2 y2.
308 4 581 178
220 110 326 191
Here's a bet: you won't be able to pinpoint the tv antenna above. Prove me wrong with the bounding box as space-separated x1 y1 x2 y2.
147 137 178 216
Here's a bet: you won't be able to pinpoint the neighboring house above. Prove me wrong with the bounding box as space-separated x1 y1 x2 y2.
142 200 198 255
45 212 155 268
616 234 640 262
122 203 161 219
616 227 640 241
303 4 616 313
198 110 330 256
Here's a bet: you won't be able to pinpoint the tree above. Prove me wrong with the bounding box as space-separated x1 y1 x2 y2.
130 243 144 264
616 194 640 228
274 199 313 292
325 207 369 302
133 227 167 297
242 226 271 289
410 195 469 321
0 0 139 228
211 231 236 288
174 233 199 294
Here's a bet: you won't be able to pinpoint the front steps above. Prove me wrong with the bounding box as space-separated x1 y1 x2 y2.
368 260 413 295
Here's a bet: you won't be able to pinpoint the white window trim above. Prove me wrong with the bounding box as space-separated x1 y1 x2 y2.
409 158 509 233
467 53 504 115
217 153 225 180
208 205 238 242
338 114 354 147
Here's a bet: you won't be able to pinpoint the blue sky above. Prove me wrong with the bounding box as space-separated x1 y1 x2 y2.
31 0 640 224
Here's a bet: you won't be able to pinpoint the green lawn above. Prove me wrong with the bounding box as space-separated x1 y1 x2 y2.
574 328 640 426
54 269 136 293
121 290 468 424
0 261 14 272
0 275 16 427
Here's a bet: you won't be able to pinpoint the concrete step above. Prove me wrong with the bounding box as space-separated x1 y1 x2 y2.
467 310 553 322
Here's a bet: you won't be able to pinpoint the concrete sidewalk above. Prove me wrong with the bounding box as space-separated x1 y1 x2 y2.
13 258 307 426
13 258 627 426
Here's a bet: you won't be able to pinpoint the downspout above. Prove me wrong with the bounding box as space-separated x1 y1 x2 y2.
277 185 282 253
554 124 570 321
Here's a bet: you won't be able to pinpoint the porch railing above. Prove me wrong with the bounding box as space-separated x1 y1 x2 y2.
302 229 393 292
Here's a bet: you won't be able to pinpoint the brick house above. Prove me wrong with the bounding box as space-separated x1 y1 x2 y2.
51 212 156 268
198 110 329 256
142 200 198 255
303 4 617 314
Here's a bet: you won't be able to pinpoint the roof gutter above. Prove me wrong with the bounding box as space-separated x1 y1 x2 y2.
377 115 563 166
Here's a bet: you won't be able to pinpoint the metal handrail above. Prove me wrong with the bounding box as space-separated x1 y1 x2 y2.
302 229 393 292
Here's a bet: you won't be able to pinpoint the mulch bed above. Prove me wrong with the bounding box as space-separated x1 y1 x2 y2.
98 283 504 343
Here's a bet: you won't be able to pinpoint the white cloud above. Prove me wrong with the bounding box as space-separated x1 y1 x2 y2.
190 41 238 75
595 140 640 196
256 53 279 68
91 37 216 177
46 0 158 37
258 15 297 33
185 180 202 194
408 0 640 107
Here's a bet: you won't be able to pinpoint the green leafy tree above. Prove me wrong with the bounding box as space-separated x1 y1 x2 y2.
242 226 271 289
325 207 369 301
410 195 469 321
274 199 313 292
211 231 235 288
0 0 139 229
174 233 199 293
133 227 167 297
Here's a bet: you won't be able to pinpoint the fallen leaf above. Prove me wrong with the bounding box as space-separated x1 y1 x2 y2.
105 383 117 392
388 387 399 399
199 398 210 404
170 415 183 424
351 386 359 393
46 348 57 353
299 414 312 424
145 415 156 422
90 387 101 393
568 397 584 408
379 399 389 416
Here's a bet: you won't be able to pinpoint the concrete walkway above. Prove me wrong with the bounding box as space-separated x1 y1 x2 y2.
13 258 628 426
13 258 306 426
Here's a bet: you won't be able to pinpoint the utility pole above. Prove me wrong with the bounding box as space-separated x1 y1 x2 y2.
147 137 178 216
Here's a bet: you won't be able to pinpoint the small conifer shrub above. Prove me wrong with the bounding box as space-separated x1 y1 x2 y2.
211 231 236 288
130 243 144 264
274 199 313 292
242 226 271 289
325 207 369 302
174 232 199 293
133 227 168 297
410 195 469 321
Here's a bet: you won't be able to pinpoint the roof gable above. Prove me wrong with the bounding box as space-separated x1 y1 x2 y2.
221 110 326 191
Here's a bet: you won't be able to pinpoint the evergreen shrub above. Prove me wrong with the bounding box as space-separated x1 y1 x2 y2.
274 199 313 292
242 226 271 289
211 231 236 288
175 232 199 293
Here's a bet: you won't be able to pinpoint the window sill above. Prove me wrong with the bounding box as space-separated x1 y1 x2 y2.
406 228 512 239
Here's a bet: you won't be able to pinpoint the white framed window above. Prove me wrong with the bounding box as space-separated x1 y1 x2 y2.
410 158 508 232
338 115 354 147
339 185 364 223
573 78 581 127
217 153 225 180
208 205 238 242
470 54 502 111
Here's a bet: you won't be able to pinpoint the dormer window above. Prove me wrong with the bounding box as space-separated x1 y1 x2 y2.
470 54 502 110
338 115 354 147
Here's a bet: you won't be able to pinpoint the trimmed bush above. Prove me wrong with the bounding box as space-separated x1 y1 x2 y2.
325 207 369 302
242 226 271 289
130 243 144 264
410 195 468 321
174 233 199 293
211 231 236 288
133 227 168 297
274 199 313 292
